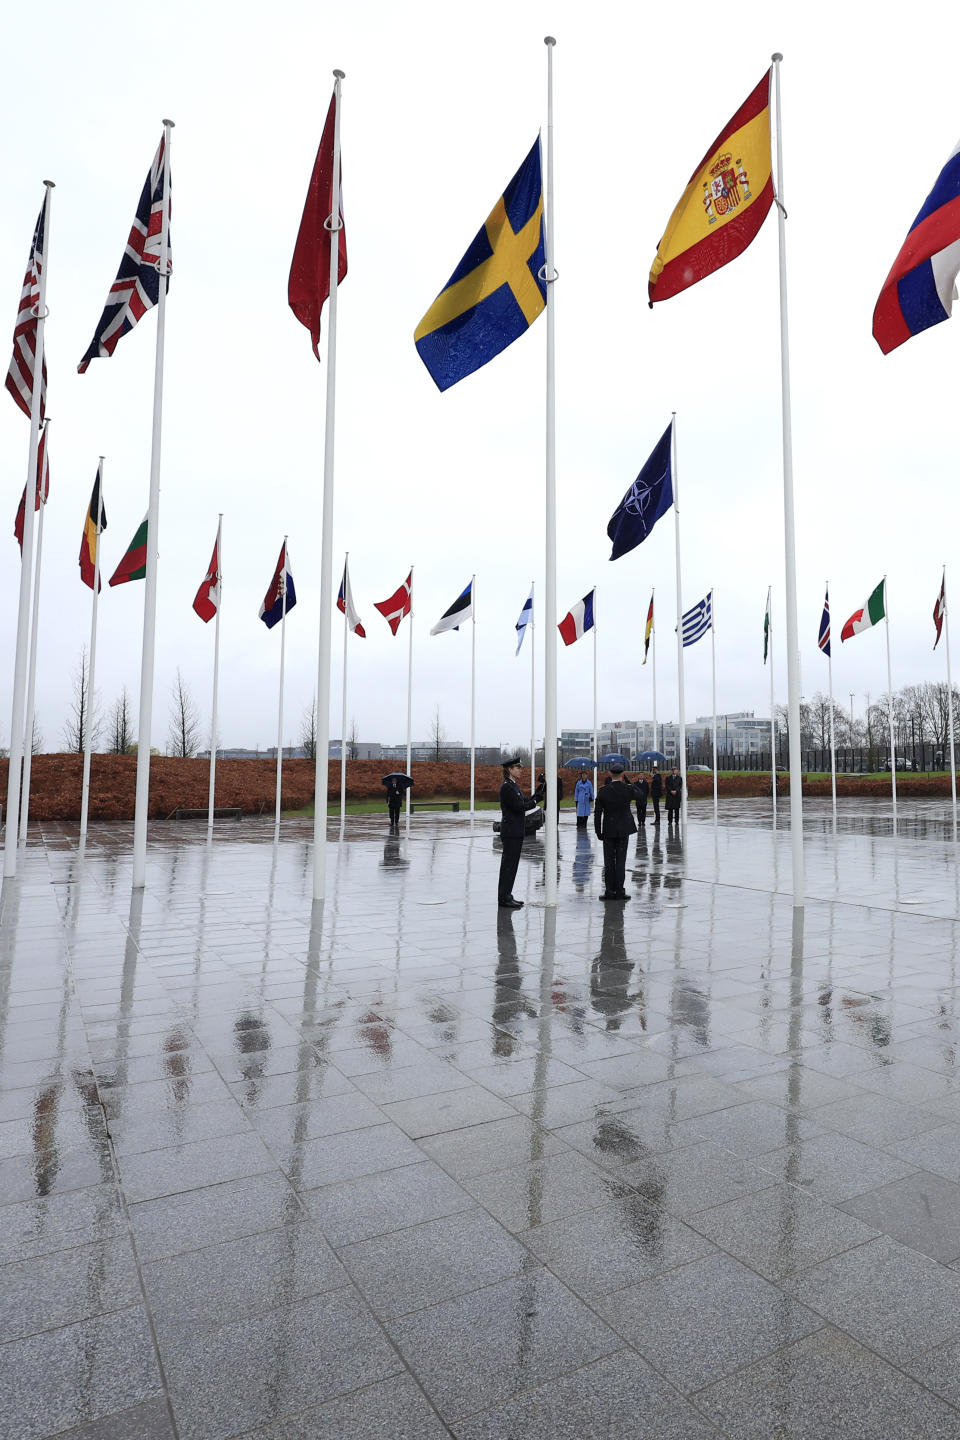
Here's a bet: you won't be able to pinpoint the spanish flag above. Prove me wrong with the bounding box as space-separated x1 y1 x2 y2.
79 466 106 591
415 139 545 391
109 515 148 586
649 71 773 305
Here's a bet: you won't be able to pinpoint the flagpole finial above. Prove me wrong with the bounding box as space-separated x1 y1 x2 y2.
43 179 55 189
771 52 783 62
544 35 556 45
333 68 345 79
162 118 176 128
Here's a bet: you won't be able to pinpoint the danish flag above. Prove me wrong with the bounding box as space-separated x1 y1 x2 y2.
374 572 412 635
78 135 171 373
5 202 47 419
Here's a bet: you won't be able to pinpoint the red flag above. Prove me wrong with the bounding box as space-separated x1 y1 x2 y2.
288 90 347 360
934 572 947 651
374 572 412 635
14 425 49 551
193 527 221 622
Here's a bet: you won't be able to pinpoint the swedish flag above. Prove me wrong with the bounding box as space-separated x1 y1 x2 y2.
415 138 546 391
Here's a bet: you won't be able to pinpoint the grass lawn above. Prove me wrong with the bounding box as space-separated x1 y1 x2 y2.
284 797 579 818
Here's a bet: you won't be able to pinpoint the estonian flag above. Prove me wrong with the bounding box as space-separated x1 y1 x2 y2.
431 580 473 635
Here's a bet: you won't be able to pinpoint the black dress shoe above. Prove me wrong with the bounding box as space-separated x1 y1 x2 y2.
498 897 523 909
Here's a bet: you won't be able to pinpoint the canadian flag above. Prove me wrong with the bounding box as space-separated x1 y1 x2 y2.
193 522 222 622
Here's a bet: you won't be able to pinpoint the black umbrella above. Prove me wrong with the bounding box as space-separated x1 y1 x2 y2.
381 773 413 788
635 749 668 767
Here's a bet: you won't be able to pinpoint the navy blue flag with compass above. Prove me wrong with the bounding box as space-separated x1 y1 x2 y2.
607 420 674 561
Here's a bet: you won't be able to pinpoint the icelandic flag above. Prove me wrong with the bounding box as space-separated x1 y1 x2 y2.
337 557 365 637
873 139 960 353
431 580 473 635
607 422 674 561
259 542 296 629
681 592 712 647
559 589 596 647
818 587 831 658
516 586 533 655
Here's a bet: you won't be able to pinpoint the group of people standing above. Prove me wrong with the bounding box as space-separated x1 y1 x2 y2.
498 759 683 907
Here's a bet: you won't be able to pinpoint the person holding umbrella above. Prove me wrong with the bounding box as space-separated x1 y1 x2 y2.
574 772 594 829
382 773 411 830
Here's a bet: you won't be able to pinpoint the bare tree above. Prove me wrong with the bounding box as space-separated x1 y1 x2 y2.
300 697 317 761
167 670 201 758
107 688 136 754
62 646 100 754
29 714 43 755
348 716 360 761
430 704 445 761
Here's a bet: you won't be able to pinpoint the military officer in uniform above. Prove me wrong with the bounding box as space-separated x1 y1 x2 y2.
498 757 536 909
594 763 638 901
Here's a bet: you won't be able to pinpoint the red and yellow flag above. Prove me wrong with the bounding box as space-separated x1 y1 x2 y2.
79 466 106 591
648 71 773 305
643 593 654 664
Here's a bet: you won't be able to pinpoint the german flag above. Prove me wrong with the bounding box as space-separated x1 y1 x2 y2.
109 515 148 586
649 71 773 305
79 465 106 590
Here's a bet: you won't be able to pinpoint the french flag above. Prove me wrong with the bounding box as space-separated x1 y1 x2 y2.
259 542 297 629
558 589 596 646
874 139 960 354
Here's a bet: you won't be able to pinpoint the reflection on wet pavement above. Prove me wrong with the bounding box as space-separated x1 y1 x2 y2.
6 800 960 1435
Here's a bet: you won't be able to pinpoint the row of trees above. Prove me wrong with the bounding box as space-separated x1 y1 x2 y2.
58 648 201 757
775 683 960 754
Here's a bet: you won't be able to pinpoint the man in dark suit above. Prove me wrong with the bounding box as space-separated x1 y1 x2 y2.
594 763 638 901
650 767 663 824
498 757 536 908
665 767 683 822
634 772 650 825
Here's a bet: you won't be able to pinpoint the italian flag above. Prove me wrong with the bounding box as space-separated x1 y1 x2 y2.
109 514 147 586
841 580 885 641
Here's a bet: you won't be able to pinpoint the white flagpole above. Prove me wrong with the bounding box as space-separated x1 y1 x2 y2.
406 567 414 827
132 122 173 890
944 566 958 842
470 574 476 817
884 574 897 832
312 69 345 901
19 421 50 844
826 581 837 827
672 415 687 828
592 590 598 797
4 181 52 878
769 586 777 825
340 551 349 829
651 588 657 760
772 54 804 906
711 589 718 822
274 539 289 838
206 514 222 837
529 580 536 795
80 461 105 845
543 35 559 905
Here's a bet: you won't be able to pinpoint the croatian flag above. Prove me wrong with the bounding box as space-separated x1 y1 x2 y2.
515 586 533 655
558 589 595 646
259 542 296 629
934 571 947 651
337 557 365 637
818 587 831 658
873 139 960 354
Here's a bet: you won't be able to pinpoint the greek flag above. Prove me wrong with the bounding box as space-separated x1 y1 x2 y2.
515 586 533 655
681 591 712 647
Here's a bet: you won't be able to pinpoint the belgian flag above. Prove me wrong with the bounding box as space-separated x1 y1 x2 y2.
79 465 106 590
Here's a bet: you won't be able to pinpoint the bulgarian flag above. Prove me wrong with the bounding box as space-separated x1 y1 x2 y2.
109 514 147 586
841 580 886 642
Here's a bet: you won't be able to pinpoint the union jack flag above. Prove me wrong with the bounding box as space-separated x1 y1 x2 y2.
78 135 171 373
5 201 47 419
14 423 50 552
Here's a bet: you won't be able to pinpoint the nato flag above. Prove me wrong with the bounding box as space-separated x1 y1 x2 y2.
607 422 674 561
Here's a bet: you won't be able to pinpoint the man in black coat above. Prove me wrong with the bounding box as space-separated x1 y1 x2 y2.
634 772 650 826
384 777 404 829
498 758 536 908
665 767 683 822
594 763 637 900
650 767 663 824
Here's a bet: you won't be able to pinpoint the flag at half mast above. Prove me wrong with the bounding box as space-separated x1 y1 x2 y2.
415 139 546 391
648 71 773 305
841 581 886 642
109 516 148 586
78 136 170 372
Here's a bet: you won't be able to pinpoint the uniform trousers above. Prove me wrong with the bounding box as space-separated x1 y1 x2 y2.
388 801 402 826
498 835 523 901
602 835 630 894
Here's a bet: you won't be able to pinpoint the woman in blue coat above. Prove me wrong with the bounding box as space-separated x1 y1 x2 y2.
574 775 594 830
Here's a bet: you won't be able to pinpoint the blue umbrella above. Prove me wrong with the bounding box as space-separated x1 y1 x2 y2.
598 753 629 767
564 757 595 770
636 749 668 767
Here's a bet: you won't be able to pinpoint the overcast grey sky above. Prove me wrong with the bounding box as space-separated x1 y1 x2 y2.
2 1 959 756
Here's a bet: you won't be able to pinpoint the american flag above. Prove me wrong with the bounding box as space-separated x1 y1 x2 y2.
5 202 47 420
14 423 50 552
78 135 171 373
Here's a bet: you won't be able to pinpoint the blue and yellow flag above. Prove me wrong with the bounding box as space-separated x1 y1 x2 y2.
415 139 546 391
